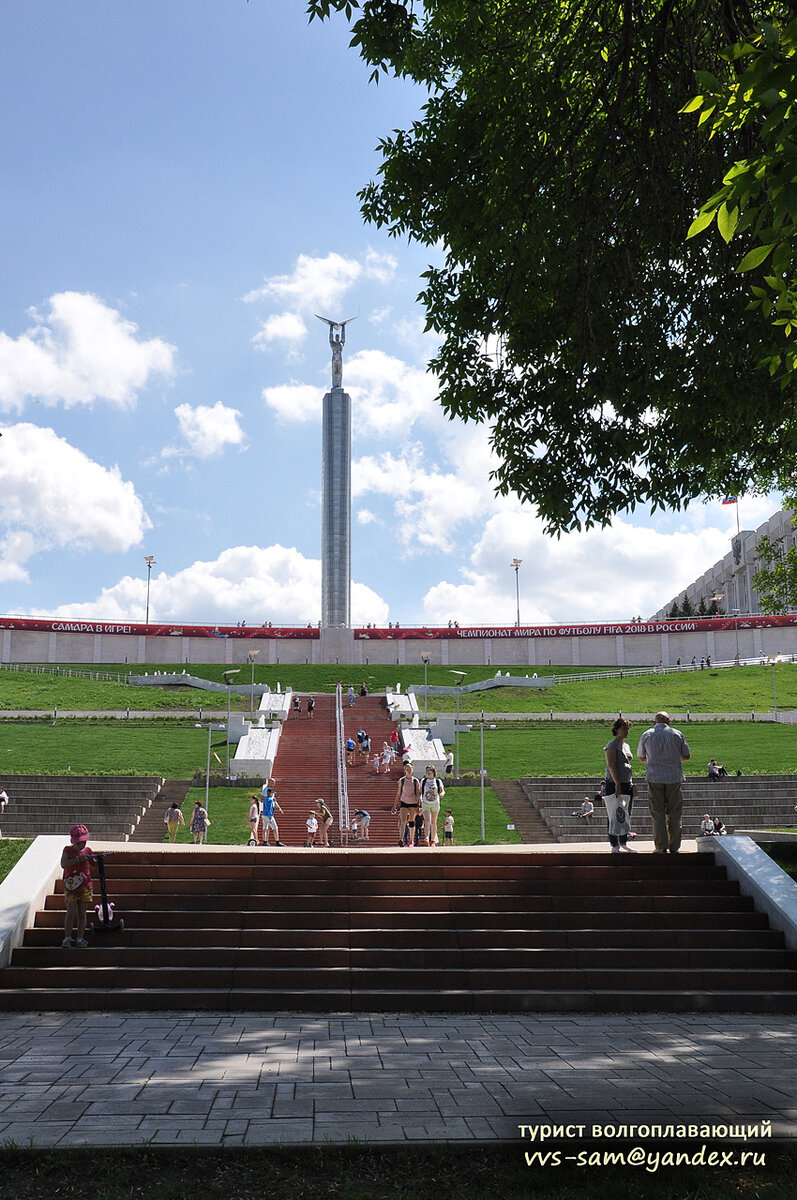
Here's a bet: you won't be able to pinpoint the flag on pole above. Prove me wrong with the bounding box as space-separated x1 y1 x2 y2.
722 497 738 505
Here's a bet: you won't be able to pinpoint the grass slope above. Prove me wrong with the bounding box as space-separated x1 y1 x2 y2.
0 720 216 777
3 662 796 716
457 720 797 779
0 718 795 780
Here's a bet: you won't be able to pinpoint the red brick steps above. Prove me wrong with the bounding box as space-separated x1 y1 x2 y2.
2 848 796 1012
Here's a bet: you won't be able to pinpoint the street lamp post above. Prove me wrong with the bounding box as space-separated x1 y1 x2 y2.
511 559 522 627
222 669 241 776
732 608 740 660
475 710 494 844
195 721 225 817
449 670 466 779
144 555 156 624
247 650 260 721
768 655 779 718
420 652 431 721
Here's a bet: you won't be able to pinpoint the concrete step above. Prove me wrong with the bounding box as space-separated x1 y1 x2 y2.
7 849 794 1013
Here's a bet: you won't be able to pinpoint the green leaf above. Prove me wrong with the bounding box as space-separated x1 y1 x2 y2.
717 203 739 243
737 243 776 272
687 209 716 239
679 95 704 114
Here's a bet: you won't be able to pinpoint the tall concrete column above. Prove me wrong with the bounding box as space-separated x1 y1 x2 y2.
321 387 351 627
317 314 355 629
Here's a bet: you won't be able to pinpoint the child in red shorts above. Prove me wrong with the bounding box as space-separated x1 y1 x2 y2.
61 823 94 948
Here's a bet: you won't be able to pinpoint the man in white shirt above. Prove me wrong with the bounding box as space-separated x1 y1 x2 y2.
637 712 690 853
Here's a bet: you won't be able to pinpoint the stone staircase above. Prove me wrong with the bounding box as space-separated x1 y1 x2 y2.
2 849 796 1013
0 775 164 841
520 775 797 843
128 780 192 843
490 780 556 843
262 694 407 848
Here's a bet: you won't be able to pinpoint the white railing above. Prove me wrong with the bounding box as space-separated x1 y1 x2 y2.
0 662 129 684
334 683 350 841
548 655 793 686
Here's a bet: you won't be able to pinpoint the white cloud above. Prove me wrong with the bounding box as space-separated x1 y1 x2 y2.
261 382 321 423
173 402 246 459
346 350 440 435
356 508 379 525
0 423 151 582
245 250 399 358
0 292 175 411
252 311 308 351
353 448 486 554
421 511 733 626
244 253 365 312
364 249 398 282
32 544 389 625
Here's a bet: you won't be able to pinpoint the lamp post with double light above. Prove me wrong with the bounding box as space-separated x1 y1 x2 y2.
477 708 496 843
449 669 466 778
420 652 431 721
511 558 522 627
222 669 241 776
195 720 226 815
247 650 260 721
144 555 156 625
768 655 780 719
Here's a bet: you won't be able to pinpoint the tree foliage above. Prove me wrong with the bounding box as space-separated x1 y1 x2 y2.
684 16 797 384
752 503 797 613
309 0 797 532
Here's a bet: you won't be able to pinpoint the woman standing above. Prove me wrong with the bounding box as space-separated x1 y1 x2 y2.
190 799 211 845
420 765 445 847
603 718 635 853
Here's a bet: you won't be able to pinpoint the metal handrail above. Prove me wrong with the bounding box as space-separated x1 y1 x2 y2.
334 683 350 840
0 662 129 684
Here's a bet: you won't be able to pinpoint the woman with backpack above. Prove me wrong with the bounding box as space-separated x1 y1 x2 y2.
420 765 445 847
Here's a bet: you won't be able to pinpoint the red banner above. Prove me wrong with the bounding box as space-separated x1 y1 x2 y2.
0 618 319 640
1 614 793 641
355 615 797 640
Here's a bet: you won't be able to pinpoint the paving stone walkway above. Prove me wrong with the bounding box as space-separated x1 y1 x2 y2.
0 1012 795 1147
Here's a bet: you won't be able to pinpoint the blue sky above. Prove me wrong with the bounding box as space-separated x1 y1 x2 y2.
0 1 776 628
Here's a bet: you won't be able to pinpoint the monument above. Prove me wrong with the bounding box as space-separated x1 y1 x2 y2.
316 315 356 628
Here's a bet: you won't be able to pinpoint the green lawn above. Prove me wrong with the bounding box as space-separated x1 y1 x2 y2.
3 661 796 717
427 663 797 715
455 719 797 779
0 720 222 777
1 717 795 780
0 668 209 712
0 838 32 882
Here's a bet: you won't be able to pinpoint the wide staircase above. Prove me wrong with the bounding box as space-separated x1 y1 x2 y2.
264 694 405 848
521 775 797 843
490 780 556 843
0 775 164 841
2 849 796 1013
129 780 192 842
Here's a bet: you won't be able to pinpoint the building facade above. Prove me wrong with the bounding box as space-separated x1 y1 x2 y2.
653 508 797 619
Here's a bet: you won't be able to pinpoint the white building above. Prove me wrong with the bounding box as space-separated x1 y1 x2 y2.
653 508 797 618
